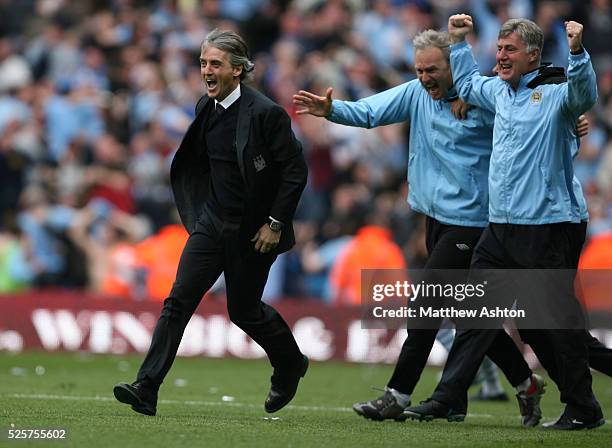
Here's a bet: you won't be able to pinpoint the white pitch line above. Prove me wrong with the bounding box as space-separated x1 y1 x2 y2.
8 393 612 425
7 393 496 417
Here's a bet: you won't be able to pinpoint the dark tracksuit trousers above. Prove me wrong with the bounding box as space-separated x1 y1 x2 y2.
387 217 532 403
431 222 606 420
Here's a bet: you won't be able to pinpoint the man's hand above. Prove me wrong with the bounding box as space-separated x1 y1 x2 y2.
251 223 281 254
448 14 473 43
450 99 471 120
565 21 584 53
293 87 333 117
576 114 589 138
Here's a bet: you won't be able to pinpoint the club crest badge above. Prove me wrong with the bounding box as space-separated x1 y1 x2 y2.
530 91 542 103
253 155 267 172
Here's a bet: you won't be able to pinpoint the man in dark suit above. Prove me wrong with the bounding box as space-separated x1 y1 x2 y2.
113 29 309 416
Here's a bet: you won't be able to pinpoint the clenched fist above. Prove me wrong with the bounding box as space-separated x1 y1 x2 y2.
565 21 584 53
448 14 474 43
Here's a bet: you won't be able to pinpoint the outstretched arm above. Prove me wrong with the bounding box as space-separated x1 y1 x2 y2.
293 87 333 117
293 81 418 128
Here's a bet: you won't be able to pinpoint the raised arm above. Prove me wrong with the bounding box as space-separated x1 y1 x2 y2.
447 14 498 112
293 81 418 129
561 21 598 119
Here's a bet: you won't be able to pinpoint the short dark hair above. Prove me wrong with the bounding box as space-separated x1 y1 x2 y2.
201 29 255 81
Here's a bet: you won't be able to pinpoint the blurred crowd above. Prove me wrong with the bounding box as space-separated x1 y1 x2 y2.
0 0 611 302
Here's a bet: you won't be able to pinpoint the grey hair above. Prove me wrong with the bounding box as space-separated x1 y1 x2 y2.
413 30 452 63
498 19 543 58
201 29 255 81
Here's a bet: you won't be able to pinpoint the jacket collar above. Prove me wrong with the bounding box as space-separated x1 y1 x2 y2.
442 85 459 103
235 84 254 181
215 83 241 110
525 63 567 89
516 63 566 90
195 83 254 118
517 68 540 90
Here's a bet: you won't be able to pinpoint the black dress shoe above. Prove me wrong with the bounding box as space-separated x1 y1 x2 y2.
113 380 158 416
265 355 309 413
543 413 605 430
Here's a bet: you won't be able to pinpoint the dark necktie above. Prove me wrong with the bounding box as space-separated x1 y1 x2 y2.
215 103 225 116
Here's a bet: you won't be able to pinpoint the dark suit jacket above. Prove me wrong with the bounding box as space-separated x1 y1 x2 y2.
170 84 308 253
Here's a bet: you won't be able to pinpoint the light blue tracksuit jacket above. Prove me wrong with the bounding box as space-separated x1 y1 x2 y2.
450 41 596 224
329 81 493 227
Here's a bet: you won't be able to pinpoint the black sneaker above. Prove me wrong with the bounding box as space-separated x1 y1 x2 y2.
403 399 466 422
543 413 605 430
265 355 309 413
113 380 158 416
515 374 546 428
353 390 409 421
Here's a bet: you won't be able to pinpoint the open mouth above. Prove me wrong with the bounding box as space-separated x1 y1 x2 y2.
206 79 217 89
498 63 512 74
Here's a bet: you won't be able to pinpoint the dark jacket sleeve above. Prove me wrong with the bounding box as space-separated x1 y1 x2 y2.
264 105 308 224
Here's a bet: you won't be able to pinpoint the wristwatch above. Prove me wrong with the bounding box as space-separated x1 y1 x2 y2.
268 217 284 233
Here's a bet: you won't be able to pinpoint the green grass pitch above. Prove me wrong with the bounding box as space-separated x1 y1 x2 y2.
1 351 611 447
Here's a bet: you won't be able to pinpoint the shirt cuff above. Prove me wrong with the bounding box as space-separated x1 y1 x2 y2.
327 100 340 121
570 46 585 55
569 48 589 63
269 216 284 225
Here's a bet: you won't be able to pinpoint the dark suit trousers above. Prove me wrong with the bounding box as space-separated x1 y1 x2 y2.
137 211 303 387
387 217 531 398
431 222 602 420
520 222 612 379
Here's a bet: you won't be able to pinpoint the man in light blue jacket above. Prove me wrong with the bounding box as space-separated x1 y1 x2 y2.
293 29 544 426
404 16 605 430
